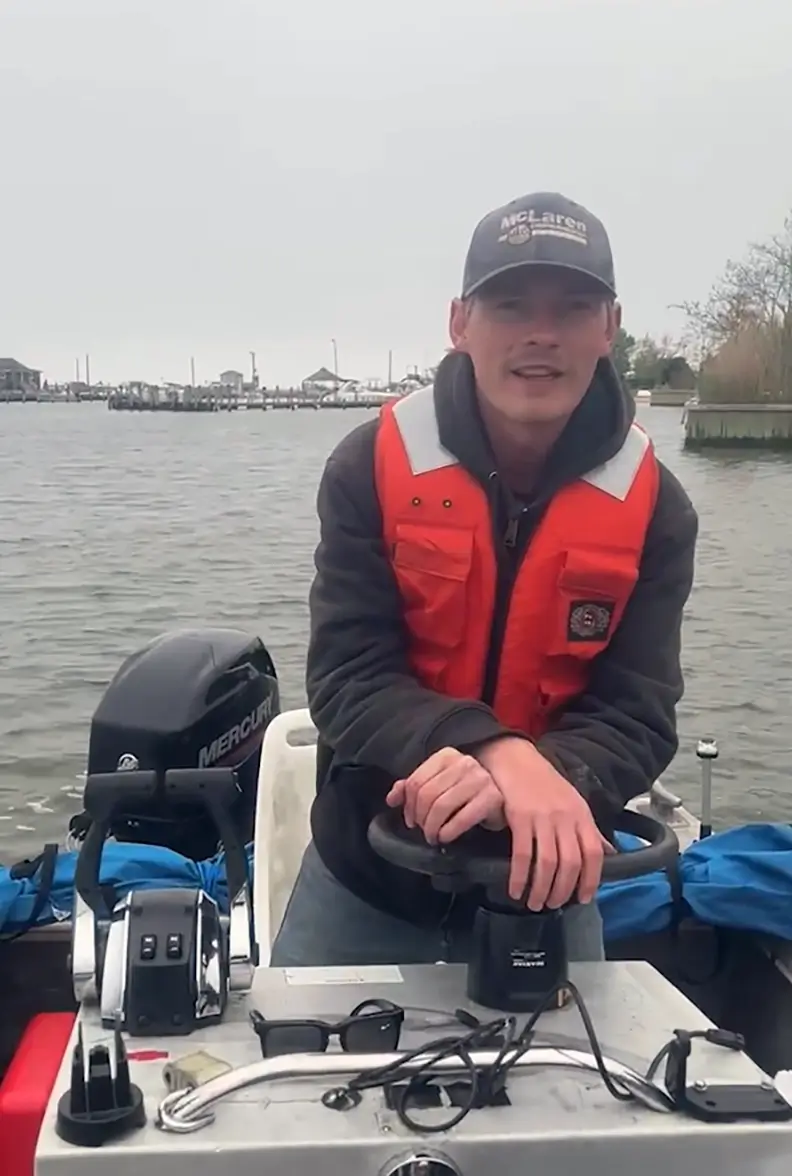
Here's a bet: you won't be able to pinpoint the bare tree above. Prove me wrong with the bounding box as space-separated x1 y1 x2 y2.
678 214 792 403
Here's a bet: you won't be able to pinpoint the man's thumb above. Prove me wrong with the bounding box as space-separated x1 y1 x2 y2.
386 780 406 807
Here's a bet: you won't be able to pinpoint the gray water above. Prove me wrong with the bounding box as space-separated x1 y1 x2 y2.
1 401 790 864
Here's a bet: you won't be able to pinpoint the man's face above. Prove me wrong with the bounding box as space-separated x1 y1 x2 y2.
449 267 619 426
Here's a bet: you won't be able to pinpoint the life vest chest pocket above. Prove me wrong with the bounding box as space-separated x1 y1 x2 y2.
546 548 639 661
392 522 474 652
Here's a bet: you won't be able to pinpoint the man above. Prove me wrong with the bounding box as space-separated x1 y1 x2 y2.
270 191 698 967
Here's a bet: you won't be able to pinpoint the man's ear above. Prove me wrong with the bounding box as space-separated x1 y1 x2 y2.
602 299 621 353
449 297 471 350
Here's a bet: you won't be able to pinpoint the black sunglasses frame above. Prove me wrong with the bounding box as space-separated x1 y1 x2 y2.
250 998 405 1058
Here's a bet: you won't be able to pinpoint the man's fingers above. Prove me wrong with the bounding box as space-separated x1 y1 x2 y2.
506 815 607 910
386 778 421 828
525 816 559 910
404 748 458 791
415 767 473 835
385 779 406 808
545 825 582 909
507 815 536 903
435 787 501 844
401 750 461 826
601 834 616 855
573 825 606 903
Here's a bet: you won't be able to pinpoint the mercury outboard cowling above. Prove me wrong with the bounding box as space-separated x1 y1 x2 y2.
74 628 279 860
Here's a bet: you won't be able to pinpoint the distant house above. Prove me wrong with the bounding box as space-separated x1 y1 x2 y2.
219 369 244 392
301 366 347 395
0 358 41 395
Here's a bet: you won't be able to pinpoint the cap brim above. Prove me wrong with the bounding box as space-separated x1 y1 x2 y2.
463 260 616 299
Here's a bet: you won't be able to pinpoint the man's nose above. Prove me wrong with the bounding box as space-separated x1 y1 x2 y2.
518 308 562 346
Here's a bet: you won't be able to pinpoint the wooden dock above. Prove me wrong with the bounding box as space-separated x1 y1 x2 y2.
107 391 398 412
257 394 392 411
683 402 792 449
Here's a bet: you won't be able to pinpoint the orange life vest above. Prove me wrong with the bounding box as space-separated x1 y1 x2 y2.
374 384 659 739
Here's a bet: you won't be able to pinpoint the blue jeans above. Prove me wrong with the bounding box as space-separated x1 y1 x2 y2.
269 840 605 967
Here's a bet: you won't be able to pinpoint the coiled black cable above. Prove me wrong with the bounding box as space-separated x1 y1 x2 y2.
644 1025 744 1083
325 979 634 1133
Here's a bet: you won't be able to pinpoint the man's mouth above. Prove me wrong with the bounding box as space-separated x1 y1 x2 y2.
510 364 563 381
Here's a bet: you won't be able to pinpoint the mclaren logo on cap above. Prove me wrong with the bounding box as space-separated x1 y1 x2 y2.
498 209 588 247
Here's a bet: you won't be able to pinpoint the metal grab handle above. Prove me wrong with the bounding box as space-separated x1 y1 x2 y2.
74 771 159 917
156 1046 674 1133
74 768 251 924
164 769 258 982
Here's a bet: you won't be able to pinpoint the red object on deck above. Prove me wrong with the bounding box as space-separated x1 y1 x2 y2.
0 1012 76 1176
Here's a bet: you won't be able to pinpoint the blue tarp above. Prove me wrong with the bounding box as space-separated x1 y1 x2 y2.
2 823 792 944
0 842 248 936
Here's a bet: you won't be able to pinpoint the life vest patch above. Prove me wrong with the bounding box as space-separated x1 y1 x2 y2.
567 600 615 642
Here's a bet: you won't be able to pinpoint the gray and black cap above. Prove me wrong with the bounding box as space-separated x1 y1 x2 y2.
462 191 616 299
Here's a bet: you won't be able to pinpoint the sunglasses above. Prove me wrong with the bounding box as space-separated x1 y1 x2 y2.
250 998 404 1059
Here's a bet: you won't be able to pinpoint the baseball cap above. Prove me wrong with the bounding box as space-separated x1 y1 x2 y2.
461 191 616 299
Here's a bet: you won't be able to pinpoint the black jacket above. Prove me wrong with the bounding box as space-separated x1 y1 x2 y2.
306 351 698 927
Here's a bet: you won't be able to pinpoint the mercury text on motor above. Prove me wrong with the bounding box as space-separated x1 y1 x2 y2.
197 697 273 768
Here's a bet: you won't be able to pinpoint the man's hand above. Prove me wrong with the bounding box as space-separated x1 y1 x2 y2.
477 737 614 910
385 747 506 844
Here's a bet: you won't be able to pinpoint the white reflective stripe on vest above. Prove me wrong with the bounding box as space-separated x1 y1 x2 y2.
391 382 648 502
581 424 650 502
391 385 458 475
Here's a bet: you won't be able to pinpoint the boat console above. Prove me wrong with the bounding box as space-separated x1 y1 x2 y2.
32 798 792 1174
35 960 792 1175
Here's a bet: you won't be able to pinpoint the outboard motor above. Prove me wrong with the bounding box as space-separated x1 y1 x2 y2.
71 627 280 860
68 628 279 1034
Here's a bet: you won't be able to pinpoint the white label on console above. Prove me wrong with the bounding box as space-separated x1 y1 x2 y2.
284 966 404 985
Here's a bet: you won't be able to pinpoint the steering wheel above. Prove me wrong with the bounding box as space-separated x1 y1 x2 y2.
367 808 678 904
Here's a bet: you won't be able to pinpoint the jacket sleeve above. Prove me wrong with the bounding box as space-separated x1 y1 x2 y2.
536 463 698 824
306 422 514 780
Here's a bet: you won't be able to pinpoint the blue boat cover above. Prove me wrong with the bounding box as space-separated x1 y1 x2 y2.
1 823 792 943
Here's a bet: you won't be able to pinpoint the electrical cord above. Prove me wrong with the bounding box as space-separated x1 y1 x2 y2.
644 1025 745 1083
324 979 634 1134
157 1044 672 1134
156 996 747 1135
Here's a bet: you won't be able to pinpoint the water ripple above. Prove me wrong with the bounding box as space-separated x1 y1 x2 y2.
0 401 791 861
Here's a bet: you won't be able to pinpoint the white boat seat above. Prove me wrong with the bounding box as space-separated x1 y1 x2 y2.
251 708 317 959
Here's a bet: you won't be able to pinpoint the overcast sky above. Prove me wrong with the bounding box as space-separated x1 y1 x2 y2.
2 0 791 387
